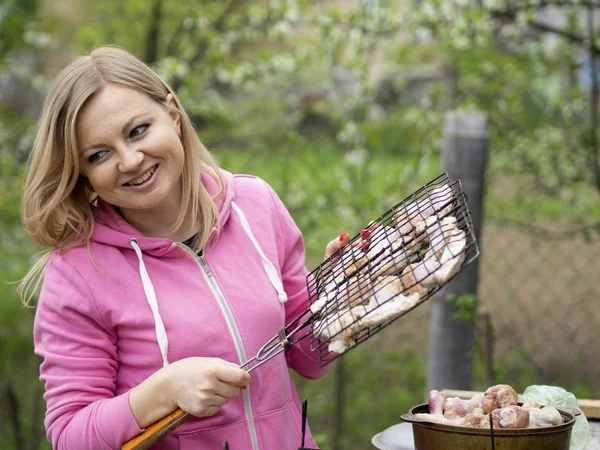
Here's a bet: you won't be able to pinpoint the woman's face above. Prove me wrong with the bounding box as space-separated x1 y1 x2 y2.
76 82 184 218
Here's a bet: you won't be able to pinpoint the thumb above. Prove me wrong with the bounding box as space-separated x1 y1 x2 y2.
324 232 350 260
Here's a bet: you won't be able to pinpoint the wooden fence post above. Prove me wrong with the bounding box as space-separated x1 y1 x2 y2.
425 111 489 395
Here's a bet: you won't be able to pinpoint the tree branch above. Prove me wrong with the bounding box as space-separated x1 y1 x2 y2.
586 5 600 192
488 8 600 55
144 0 162 64
172 0 248 91
5 384 23 450
165 19 186 58
487 1 600 16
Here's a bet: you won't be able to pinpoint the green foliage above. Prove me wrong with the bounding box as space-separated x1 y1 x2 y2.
0 158 47 449
3 0 600 448
0 0 39 62
446 293 478 321
292 335 427 449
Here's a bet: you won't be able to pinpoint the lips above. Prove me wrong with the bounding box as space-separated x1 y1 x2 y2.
124 165 158 186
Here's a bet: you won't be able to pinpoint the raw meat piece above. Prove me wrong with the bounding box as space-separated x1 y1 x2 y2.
367 228 422 279
444 396 477 420
310 290 334 315
526 406 563 428
522 401 543 409
414 384 563 430
328 277 420 353
366 225 401 260
461 413 491 428
328 338 350 354
400 219 466 294
340 272 373 309
481 384 519 413
414 413 460 426
312 306 364 341
428 390 446 417
341 247 368 277
491 406 530 428
395 183 455 235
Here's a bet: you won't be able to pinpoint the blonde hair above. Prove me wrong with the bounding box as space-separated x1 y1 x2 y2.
19 45 223 305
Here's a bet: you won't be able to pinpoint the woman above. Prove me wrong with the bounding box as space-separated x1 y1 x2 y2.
19 46 350 450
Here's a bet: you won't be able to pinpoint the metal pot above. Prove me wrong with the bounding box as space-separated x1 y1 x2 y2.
400 403 577 450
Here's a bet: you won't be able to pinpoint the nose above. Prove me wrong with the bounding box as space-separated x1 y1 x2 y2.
117 146 144 173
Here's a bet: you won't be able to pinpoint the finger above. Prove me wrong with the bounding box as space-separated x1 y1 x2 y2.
358 221 380 252
324 232 350 260
216 365 251 387
213 380 241 400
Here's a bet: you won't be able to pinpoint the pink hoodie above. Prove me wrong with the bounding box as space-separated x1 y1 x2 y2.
34 170 331 449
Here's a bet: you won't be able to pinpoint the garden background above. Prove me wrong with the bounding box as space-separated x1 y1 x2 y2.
1 0 599 449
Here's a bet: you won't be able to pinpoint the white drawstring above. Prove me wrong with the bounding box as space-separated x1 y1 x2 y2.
127 202 286 368
129 238 170 367
231 201 288 303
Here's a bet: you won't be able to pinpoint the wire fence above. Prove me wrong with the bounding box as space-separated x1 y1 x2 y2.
476 217 600 398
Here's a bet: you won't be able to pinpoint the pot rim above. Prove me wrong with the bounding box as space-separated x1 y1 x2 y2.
401 403 577 436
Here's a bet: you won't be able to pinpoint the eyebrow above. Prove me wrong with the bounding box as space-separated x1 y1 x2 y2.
83 114 148 152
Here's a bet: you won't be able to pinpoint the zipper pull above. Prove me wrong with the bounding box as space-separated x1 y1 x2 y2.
199 252 213 278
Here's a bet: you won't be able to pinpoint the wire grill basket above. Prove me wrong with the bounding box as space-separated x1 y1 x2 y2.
307 172 479 365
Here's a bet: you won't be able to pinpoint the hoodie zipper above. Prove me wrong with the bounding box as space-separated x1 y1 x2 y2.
176 243 260 450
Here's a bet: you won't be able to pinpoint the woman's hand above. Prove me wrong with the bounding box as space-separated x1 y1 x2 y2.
129 357 250 427
166 357 250 417
323 232 351 261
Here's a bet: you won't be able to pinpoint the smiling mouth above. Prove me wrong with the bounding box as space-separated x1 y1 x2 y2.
125 165 158 186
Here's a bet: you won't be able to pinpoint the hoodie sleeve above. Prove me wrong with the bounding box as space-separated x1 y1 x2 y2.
34 254 143 450
263 182 335 380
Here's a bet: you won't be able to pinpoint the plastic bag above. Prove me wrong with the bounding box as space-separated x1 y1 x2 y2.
520 385 592 450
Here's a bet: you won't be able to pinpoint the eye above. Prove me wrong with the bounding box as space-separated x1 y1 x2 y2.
88 150 107 164
130 123 149 139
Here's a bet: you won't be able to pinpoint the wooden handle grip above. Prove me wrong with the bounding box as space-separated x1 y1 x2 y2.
121 408 190 450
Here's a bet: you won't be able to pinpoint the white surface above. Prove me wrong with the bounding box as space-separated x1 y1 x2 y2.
371 423 414 450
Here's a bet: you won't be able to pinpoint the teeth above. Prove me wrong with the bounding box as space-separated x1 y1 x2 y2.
127 166 156 186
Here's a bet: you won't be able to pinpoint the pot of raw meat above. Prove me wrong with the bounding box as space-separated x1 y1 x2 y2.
400 385 578 450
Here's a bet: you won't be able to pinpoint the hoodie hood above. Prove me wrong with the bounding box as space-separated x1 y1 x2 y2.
88 167 287 368
91 169 236 255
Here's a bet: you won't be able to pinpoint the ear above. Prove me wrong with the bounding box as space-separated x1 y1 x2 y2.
166 93 181 135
